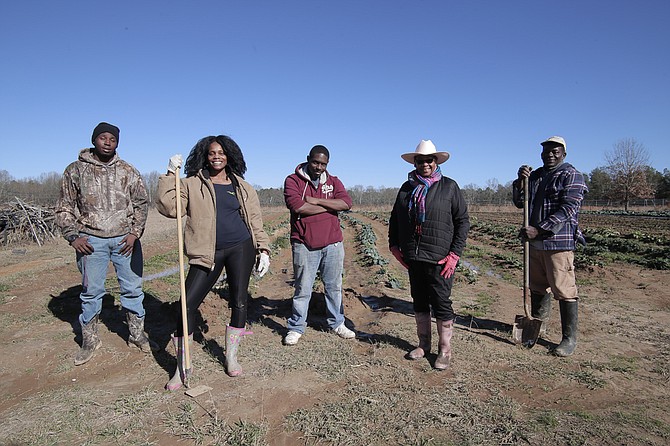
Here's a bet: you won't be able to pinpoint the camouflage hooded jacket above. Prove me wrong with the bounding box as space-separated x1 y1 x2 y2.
56 148 148 240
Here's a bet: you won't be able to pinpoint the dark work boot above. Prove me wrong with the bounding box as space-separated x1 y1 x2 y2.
552 300 578 357
531 292 553 336
531 292 552 320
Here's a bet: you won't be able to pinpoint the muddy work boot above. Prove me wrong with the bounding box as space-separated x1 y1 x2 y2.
74 314 102 366
531 292 552 320
407 312 432 360
531 292 553 336
126 312 159 353
434 319 454 371
552 300 578 357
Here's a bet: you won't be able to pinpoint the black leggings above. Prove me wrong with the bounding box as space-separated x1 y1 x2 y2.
408 260 455 321
176 238 256 336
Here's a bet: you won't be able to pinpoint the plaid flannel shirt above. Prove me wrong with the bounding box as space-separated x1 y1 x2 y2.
512 163 588 251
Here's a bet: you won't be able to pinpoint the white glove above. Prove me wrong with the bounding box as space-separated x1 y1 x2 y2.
167 154 183 173
255 252 270 278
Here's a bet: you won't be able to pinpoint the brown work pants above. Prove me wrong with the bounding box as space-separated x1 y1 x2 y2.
529 248 578 301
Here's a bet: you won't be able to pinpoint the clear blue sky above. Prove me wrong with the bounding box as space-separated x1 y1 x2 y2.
1 1 668 189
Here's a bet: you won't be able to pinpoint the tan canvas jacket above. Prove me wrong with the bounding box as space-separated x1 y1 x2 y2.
156 170 270 270
56 149 148 240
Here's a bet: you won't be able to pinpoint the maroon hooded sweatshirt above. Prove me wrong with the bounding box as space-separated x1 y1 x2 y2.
284 163 352 250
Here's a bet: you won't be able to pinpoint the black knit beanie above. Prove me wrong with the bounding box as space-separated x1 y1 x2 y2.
91 122 120 144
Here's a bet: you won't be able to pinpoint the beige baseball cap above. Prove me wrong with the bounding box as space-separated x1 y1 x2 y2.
541 136 566 149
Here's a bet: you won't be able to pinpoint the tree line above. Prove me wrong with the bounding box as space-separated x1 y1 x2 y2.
1 138 668 210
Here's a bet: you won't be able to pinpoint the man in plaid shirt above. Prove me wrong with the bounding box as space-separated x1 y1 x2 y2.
512 136 588 357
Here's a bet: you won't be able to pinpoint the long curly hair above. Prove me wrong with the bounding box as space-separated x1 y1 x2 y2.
184 135 247 178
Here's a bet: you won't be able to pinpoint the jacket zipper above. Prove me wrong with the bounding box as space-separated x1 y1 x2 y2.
207 177 217 271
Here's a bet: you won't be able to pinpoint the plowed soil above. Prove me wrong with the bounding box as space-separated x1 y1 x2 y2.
1 207 668 445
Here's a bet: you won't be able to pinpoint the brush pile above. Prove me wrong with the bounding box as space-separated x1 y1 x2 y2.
0 198 59 246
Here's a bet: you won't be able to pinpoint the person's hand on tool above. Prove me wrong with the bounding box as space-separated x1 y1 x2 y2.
519 226 539 240
390 246 408 269
520 225 553 241
520 225 539 240
255 252 270 278
517 165 532 181
167 154 183 174
437 252 460 279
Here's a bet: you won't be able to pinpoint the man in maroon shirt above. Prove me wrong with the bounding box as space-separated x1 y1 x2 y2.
283 145 355 345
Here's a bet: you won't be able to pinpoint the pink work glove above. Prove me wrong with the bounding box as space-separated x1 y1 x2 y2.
389 246 408 270
437 252 460 279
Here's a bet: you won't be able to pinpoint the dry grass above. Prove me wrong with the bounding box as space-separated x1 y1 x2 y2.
1 208 670 445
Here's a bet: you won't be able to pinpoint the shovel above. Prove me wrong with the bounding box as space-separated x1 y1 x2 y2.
175 169 193 386
512 176 543 347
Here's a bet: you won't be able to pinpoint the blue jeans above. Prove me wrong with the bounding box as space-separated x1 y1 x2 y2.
76 234 145 325
287 241 345 333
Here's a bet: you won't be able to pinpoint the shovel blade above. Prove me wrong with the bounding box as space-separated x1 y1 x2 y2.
185 385 212 398
512 315 543 348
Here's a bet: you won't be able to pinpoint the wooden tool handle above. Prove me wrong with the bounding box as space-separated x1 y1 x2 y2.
175 172 191 372
523 176 531 318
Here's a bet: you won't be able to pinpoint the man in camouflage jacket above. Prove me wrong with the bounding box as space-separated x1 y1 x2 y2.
56 122 156 366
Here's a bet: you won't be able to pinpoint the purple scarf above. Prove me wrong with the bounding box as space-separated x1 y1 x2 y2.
408 166 442 234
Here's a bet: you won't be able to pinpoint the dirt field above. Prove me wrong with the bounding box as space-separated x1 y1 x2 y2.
0 207 668 445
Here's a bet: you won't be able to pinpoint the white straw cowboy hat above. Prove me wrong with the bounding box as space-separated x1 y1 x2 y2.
401 139 450 165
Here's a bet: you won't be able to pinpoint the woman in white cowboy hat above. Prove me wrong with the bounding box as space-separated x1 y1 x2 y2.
388 140 470 371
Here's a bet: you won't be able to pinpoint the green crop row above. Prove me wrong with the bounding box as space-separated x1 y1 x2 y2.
342 213 405 289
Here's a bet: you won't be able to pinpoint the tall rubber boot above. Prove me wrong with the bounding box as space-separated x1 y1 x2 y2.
225 326 252 377
165 334 192 391
553 300 578 357
74 314 102 366
434 319 454 371
126 312 159 353
406 312 432 360
531 292 553 336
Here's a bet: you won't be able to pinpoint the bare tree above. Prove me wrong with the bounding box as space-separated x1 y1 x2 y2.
142 171 161 207
38 172 62 204
348 185 366 206
0 170 13 203
256 187 284 206
604 138 654 211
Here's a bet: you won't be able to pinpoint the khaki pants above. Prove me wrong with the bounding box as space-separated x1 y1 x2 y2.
529 248 578 301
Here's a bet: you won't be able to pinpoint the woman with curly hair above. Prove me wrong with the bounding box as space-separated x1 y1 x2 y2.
156 135 271 390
